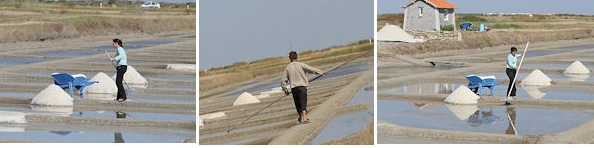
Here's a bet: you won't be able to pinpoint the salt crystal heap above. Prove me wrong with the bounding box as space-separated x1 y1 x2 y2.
564 61 591 75
31 84 73 106
233 92 260 106
521 69 552 86
85 72 117 94
444 86 479 105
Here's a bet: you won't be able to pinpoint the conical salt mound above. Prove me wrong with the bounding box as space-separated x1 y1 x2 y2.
564 61 591 74
31 84 73 106
521 69 552 86
377 24 414 42
200 112 226 120
85 72 117 94
444 86 479 105
445 104 478 120
233 92 260 106
111 66 148 85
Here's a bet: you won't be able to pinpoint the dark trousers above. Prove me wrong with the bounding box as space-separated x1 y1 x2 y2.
116 65 127 100
291 86 307 113
506 68 517 97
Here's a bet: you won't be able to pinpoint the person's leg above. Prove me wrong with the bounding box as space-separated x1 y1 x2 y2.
299 87 308 122
506 68 514 97
510 69 517 97
116 66 127 101
291 87 302 120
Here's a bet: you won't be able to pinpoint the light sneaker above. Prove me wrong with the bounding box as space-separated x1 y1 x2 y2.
501 97 514 102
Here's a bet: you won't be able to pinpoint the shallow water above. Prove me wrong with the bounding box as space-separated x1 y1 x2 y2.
377 99 594 135
34 50 102 57
0 58 52 66
379 83 463 94
0 92 36 98
558 44 594 50
559 58 594 62
90 40 179 51
125 93 196 104
312 82 374 144
77 111 195 121
0 129 191 143
146 76 196 82
524 50 562 58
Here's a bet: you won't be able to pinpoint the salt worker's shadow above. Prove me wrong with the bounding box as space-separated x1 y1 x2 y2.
115 111 127 143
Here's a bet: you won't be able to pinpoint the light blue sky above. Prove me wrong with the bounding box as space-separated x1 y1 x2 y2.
199 0 374 69
378 0 594 14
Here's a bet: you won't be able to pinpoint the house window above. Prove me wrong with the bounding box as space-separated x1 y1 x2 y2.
445 13 449 21
419 7 423 16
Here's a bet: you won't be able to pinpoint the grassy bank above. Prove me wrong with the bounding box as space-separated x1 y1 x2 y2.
381 28 594 54
199 40 373 92
0 1 195 43
0 17 195 43
377 13 594 30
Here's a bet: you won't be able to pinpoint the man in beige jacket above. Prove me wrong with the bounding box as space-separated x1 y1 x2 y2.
281 51 325 125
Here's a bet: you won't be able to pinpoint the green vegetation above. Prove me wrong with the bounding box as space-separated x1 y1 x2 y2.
490 23 522 29
459 15 487 22
441 25 454 31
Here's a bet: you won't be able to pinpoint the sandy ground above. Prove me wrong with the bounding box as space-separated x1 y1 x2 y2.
377 37 594 143
0 31 196 142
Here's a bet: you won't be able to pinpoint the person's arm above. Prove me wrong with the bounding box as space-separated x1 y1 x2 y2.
280 68 290 95
301 63 324 75
114 48 126 60
515 54 523 58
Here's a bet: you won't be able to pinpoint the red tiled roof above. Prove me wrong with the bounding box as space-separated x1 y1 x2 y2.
403 0 457 9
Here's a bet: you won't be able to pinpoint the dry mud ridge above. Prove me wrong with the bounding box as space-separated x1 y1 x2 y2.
199 62 373 145
0 31 196 143
377 38 594 144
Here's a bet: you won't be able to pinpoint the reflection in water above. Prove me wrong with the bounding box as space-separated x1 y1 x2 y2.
564 73 590 82
506 107 517 135
522 85 548 99
466 108 500 127
403 83 455 94
115 111 126 143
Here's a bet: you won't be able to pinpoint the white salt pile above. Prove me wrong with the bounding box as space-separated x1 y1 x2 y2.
31 84 73 106
167 64 196 71
200 112 226 120
199 118 203 128
233 92 260 106
111 66 148 85
564 61 591 74
255 94 269 99
84 72 117 94
444 86 479 105
0 111 26 124
521 69 552 86
445 104 478 120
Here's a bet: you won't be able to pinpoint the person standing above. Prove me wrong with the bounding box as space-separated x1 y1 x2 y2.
110 38 128 102
281 51 325 125
505 47 524 104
